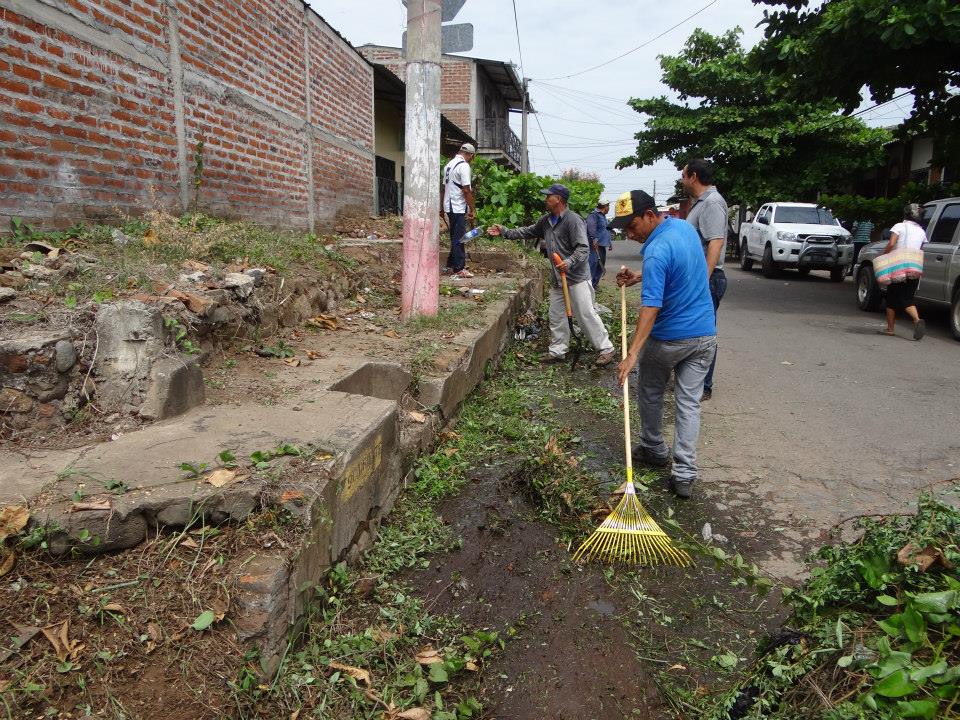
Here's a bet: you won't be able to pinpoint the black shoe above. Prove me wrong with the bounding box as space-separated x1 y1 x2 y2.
701 389 712 402
913 319 926 341
669 477 694 499
632 446 670 468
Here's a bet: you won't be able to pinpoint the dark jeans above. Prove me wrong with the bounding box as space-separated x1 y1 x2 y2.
589 245 607 288
445 212 466 272
704 268 727 391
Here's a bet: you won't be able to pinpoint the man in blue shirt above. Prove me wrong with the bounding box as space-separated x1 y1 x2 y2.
612 190 717 498
586 200 612 289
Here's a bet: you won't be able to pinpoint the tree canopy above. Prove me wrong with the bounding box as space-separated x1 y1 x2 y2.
617 29 890 205
755 0 960 160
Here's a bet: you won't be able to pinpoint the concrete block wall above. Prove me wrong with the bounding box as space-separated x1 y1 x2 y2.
0 0 375 231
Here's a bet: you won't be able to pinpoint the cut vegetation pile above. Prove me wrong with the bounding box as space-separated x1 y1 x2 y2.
701 496 960 720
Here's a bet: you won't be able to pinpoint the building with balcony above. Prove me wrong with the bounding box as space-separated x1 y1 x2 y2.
358 45 529 172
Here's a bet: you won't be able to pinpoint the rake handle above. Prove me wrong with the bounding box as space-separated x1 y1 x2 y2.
621 280 634 491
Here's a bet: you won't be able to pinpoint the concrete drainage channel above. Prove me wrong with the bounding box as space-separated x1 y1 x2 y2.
0 263 545 671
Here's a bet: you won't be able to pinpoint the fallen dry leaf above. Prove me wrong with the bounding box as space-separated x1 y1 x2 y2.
397 710 431 720
371 626 398 644
465 661 479 672
0 505 29 540
179 536 200 549
280 490 305 503
211 596 230 622
70 499 112 512
668 663 687 671
102 602 124 614
306 314 339 331
0 547 15 578
283 357 301 367
142 228 159 247
0 625 40 663
328 661 371 686
146 622 162 644
205 468 237 488
897 542 952 571
408 411 427 424
383 329 400 339
442 447 459 458
305 350 323 360
415 647 443 665
41 620 81 661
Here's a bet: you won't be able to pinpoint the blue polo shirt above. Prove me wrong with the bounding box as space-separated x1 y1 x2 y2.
640 217 716 341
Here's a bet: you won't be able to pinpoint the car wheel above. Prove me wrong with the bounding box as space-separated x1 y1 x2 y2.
761 245 778 278
739 241 753 271
951 285 960 341
796 267 810 277
857 265 882 312
830 267 845 282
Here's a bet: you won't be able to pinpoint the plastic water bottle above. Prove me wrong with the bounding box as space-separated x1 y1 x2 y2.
461 227 483 243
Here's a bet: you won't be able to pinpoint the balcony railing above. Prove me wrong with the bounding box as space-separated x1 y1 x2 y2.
475 118 522 168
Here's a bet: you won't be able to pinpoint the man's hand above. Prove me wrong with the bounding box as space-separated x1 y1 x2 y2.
616 267 641 287
617 350 638 386
467 209 476 223
487 225 502 237
553 258 568 273
591 241 599 252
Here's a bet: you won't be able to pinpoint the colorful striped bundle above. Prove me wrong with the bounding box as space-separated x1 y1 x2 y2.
874 249 923 286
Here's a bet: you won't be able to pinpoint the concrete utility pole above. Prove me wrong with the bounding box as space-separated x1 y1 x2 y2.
520 77 529 174
401 0 443 321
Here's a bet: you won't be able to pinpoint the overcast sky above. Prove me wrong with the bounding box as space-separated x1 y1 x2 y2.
310 0 907 206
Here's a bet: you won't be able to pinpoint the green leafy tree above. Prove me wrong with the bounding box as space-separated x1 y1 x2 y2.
756 0 960 163
617 29 890 206
470 157 603 227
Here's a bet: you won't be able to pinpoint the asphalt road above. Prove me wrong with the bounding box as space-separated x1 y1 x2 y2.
605 239 960 579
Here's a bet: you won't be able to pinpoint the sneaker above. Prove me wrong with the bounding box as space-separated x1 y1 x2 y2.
701 389 712 402
594 350 616 367
669 477 694 499
455 269 475 278
913 319 926 341
539 352 566 364
632 446 670 468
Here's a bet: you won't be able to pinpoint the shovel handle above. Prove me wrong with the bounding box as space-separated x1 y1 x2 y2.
551 253 573 319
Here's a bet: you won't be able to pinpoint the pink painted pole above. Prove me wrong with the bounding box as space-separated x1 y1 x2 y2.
401 0 442 321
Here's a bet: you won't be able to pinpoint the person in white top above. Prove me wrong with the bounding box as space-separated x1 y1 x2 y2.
882 203 926 339
440 143 477 278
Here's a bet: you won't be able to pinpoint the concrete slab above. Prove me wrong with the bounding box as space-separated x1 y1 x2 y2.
13 391 396 554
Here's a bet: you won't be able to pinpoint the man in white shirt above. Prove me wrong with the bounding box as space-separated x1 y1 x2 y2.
440 143 477 278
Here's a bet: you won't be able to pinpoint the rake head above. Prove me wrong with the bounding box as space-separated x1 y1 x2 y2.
573 485 691 567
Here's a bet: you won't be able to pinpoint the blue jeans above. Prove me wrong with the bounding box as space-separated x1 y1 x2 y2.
704 269 727 391
445 212 466 272
589 245 607 288
637 335 717 483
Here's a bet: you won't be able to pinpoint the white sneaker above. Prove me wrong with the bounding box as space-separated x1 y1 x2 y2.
455 269 475 278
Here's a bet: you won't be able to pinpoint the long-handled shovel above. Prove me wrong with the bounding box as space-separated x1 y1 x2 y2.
551 253 585 370
572 282 691 566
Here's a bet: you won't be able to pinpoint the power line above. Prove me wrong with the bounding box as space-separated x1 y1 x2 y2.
533 111 562 173
536 112 639 127
533 0 719 81
510 0 525 79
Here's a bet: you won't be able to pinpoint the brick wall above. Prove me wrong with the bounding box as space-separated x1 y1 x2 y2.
0 0 375 231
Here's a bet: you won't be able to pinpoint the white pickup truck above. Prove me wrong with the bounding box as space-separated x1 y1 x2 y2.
739 202 853 281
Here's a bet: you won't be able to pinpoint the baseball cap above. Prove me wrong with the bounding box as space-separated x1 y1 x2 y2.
596 199 610 208
609 190 657 230
540 183 570 202
459 142 476 154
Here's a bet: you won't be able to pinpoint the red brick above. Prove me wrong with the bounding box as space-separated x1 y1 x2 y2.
12 64 41 81
15 98 42 114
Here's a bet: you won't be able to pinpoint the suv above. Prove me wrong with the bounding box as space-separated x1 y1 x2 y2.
854 197 960 340
739 202 853 281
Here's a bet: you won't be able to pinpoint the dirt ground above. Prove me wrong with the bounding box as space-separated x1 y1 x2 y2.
400 355 787 720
